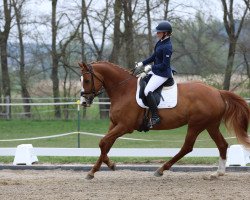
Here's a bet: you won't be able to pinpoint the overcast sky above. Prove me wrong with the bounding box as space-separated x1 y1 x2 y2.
26 0 225 21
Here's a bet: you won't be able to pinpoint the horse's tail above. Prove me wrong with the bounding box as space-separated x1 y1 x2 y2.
219 90 250 148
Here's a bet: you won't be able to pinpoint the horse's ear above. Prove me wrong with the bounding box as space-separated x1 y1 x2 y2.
78 62 88 70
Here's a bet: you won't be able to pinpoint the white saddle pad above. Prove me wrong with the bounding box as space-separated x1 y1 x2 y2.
136 78 178 109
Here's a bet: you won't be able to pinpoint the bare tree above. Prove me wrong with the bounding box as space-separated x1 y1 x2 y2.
12 0 31 118
109 0 123 63
51 0 61 118
51 0 81 118
221 0 249 90
82 0 113 119
239 43 250 77
237 18 250 91
244 0 250 10
243 0 250 81
81 0 86 63
83 0 112 61
172 12 228 76
163 0 170 20
145 0 154 54
102 0 123 119
59 25 81 119
0 0 12 118
79 0 87 119
122 0 135 69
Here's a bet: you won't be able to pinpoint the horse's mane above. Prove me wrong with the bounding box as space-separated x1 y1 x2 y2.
90 61 132 75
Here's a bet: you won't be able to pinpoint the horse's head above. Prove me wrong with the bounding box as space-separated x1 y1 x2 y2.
79 62 104 107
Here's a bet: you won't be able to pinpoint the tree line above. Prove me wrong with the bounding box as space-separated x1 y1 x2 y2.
0 0 250 119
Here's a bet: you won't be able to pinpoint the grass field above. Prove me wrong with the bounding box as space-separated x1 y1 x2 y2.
0 119 239 148
0 119 240 164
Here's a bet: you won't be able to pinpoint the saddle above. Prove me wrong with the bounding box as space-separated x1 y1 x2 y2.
137 72 177 132
139 74 175 107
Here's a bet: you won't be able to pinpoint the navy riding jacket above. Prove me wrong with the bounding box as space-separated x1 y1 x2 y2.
142 37 173 78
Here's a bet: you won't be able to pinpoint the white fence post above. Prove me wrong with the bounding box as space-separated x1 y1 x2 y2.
6 95 10 120
226 145 250 166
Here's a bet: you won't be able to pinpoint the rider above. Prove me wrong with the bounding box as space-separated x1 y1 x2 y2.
136 20 173 127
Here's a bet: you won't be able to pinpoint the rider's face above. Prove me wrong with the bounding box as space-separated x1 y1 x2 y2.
156 32 164 39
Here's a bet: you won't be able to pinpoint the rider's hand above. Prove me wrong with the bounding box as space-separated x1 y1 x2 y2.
137 72 147 79
140 72 147 79
135 62 143 68
144 65 152 73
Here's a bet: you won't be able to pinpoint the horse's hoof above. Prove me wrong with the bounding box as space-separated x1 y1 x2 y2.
202 172 219 180
217 170 225 176
85 173 94 180
154 170 163 177
110 163 116 171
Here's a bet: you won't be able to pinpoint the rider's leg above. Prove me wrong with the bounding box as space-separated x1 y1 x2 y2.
146 91 161 125
144 73 168 96
144 73 167 126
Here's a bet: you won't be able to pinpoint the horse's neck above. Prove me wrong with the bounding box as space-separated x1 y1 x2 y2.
95 63 135 99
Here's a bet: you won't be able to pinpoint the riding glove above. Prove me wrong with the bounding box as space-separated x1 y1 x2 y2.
135 62 143 68
144 65 152 73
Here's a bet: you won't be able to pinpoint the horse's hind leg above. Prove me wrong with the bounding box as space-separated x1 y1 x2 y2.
155 126 204 177
206 123 228 178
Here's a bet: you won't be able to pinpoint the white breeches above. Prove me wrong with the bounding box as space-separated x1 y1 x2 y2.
144 72 168 96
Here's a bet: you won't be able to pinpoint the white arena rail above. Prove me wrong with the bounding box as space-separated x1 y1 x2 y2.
1 146 250 166
0 147 219 157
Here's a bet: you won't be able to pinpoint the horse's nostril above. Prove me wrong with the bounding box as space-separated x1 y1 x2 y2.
81 102 87 107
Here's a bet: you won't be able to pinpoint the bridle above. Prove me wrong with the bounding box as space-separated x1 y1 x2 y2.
81 64 104 103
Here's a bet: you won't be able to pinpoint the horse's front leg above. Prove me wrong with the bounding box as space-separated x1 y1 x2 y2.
102 122 116 170
86 124 127 180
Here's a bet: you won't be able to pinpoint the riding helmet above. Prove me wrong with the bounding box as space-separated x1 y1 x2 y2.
155 21 172 33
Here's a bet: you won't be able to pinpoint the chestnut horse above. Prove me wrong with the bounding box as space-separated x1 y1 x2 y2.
79 61 250 180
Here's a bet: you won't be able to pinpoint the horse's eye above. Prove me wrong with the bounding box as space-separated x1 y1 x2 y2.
84 79 90 84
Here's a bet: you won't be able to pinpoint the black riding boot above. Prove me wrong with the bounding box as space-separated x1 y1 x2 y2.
146 92 160 127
